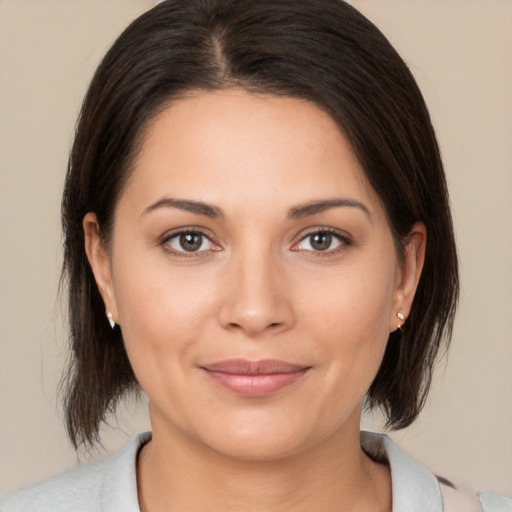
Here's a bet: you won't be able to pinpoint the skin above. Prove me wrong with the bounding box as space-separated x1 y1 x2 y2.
84 89 426 511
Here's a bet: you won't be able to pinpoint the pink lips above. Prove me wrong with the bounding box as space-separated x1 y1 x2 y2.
201 359 310 397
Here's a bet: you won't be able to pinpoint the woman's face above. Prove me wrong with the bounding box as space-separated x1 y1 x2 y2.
86 89 424 459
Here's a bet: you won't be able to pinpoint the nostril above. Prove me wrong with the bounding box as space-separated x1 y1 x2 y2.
225 320 284 335
218 294 295 335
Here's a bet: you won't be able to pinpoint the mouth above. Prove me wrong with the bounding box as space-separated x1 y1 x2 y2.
200 359 312 397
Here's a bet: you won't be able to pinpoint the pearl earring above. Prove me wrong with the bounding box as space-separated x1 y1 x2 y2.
107 312 115 329
397 311 405 330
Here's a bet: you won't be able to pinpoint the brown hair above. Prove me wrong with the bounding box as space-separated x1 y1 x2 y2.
60 0 459 449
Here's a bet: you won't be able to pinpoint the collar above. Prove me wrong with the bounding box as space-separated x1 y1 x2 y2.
101 431 151 512
361 431 443 512
102 431 443 512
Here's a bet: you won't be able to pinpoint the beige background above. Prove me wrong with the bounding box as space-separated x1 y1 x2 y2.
1 0 511 496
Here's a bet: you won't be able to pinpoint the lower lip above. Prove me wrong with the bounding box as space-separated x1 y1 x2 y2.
203 369 310 397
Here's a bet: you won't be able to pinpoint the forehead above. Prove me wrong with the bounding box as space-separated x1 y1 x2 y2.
121 89 383 219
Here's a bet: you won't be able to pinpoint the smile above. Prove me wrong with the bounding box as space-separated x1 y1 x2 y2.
200 359 311 397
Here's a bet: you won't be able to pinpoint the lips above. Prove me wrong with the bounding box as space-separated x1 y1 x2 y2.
200 359 311 397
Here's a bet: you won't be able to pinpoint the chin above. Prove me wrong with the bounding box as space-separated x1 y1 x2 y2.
188 408 339 462
202 430 309 462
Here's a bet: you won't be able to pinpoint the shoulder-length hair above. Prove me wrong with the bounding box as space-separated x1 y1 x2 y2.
61 0 459 449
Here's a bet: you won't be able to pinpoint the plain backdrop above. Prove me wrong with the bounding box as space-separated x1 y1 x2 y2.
0 0 511 496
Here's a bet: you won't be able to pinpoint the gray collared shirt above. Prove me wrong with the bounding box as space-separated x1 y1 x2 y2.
1 431 510 511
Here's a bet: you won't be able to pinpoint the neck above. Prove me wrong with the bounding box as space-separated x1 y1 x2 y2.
137 410 391 512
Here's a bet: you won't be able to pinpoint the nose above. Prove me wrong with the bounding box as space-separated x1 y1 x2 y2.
217 248 295 337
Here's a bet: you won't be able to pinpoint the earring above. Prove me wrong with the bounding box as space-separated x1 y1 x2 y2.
107 312 115 329
397 311 405 330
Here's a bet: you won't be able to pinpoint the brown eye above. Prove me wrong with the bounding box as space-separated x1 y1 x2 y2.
310 232 333 251
294 230 346 253
165 231 215 254
179 233 203 252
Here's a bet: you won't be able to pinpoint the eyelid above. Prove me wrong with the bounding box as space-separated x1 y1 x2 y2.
159 226 351 258
160 227 221 257
291 227 352 255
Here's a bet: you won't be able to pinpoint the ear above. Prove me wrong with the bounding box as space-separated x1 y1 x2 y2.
390 222 426 331
83 212 118 324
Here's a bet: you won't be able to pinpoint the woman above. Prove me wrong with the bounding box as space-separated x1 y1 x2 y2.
1 0 510 510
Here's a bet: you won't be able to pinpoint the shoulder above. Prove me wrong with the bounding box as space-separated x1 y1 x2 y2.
0 456 109 511
361 431 512 512
0 432 150 512
478 492 512 512
440 481 512 512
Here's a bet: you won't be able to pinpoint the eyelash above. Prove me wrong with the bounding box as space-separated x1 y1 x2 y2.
161 228 218 259
160 227 351 259
292 228 351 258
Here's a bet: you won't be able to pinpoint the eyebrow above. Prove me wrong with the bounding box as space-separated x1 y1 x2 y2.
288 198 371 220
142 197 371 221
142 197 224 219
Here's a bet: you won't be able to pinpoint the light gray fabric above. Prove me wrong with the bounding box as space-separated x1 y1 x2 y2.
479 492 512 512
1 431 509 511
361 431 444 511
0 432 150 512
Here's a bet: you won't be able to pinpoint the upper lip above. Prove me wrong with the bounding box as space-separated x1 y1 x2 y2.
201 359 310 375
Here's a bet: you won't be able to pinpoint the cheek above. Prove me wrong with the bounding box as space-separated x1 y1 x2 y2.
111 251 218 370
305 260 395 337
300 252 397 382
